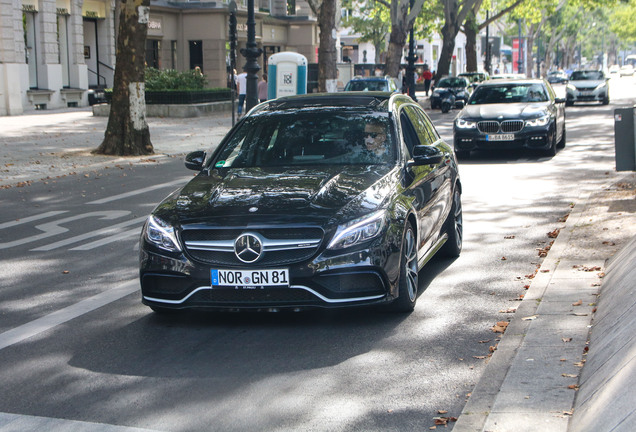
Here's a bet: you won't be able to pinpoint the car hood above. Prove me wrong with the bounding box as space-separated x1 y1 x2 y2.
154 165 396 226
460 103 548 120
569 79 604 88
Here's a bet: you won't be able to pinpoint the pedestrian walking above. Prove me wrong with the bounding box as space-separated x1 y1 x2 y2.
236 70 247 116
258 74 268 103
422 66 433 96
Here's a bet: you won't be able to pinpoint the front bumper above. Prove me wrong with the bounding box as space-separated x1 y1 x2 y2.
453 123 554 152
139 237 400 311
566 87 607 103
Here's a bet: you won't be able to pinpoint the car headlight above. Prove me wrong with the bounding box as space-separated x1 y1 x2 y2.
144 215 181 252
566 84 576 91
595 82 607 91
327 210 386 250
456 118 476 129
525 115 550 127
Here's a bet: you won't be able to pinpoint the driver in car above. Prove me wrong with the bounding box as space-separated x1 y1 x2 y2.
363 123 389 157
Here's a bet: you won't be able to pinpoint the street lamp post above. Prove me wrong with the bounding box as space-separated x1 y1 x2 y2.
406 0 417 101
240 0 262 113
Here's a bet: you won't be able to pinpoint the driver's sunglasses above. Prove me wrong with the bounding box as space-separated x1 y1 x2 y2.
364 131 384 138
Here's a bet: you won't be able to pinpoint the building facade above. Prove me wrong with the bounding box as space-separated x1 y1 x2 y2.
0 0 318 116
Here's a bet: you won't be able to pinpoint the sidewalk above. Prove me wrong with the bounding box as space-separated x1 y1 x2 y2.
454 176 636 431
0 107 234 188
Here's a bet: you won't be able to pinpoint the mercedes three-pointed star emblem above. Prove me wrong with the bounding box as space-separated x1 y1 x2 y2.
234 233 263 263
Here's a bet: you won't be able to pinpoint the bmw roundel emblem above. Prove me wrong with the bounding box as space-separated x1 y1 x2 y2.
234 233 263 263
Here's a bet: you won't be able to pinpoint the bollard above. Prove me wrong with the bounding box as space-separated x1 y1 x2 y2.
614 106 636 171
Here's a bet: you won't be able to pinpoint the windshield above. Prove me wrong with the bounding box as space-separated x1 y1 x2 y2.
570 71 604 80
213 111 397 168
438 78 467 88
469 83 549 104
345 80 389 91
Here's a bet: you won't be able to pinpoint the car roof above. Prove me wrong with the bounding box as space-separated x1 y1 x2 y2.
256 92 395 112
349 76 391 81
478 78 545 86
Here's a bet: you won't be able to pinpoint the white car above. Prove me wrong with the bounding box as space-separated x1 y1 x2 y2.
619 65 634 77
609 65 620 74
566 70 609 106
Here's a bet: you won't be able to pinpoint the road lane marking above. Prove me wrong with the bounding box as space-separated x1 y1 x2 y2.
87 178 189 205
0 211 130 250
0 211 67 230
32 216 147 251
70 227 142 251
0 279 138 351
0 412 161 431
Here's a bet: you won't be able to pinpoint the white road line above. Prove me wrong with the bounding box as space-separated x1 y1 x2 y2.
31 216 147 251
0 211 67 230
70 227 142 251
0 412 161 431
87 178 189 205
0 279 138 351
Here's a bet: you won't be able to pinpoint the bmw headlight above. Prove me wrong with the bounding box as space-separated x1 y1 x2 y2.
525 115 550 127
456 118 477 129
144 215 181 252
327 210 386 250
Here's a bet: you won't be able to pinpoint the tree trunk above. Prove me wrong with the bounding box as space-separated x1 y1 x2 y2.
464 12 478 72
385 0 410 78
436 20 459 81
316 0 338 92
95 0 153 156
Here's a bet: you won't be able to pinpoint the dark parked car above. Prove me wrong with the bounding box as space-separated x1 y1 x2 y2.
453 79 566 158
430 77 471 110
344 76 398 93
546 70 568 84
140 92 462 313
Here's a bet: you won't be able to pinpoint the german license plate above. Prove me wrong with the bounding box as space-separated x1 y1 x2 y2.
579 91 593 96
211 269 289 287
487 134 514 141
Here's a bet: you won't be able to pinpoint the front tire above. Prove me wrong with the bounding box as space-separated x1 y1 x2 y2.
389 222 418 313
440 188 463 257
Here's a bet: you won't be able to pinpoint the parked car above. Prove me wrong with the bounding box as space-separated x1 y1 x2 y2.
344 76 398 92
430 77 471 110
609 65 620 75
458 72 490 87
453 79 566 158
140 92 463 314
566 70 609 105
546 70 568 84
619 65 634 77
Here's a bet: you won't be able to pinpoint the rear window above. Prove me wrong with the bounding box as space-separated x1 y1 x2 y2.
570 71 604 80
345 80 389 92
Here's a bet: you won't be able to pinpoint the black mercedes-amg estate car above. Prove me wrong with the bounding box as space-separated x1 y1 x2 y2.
140 92 462 313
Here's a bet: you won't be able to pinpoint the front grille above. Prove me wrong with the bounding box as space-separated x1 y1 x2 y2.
478 120 524 134
192 287 320 304
501 120 524 133
477 121 499 133
316 273 384 293
181 227 324 266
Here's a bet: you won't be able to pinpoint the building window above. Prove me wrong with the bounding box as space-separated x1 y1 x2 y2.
23 12 38 89
171 40 177 69
189 40 203 71
287 0 296 15
146 39 161 69
57 14 70 87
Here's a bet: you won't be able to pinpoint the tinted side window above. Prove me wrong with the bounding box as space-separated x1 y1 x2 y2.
404 106 435 146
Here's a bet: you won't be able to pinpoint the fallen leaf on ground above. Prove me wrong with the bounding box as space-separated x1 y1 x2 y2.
522 315 537 321
547 228 561 238
562 373 578 378
562 337 572 343
499 308 517 313
437 410 448 414
505 235 516 239
572 300 583 306
568 384 580 390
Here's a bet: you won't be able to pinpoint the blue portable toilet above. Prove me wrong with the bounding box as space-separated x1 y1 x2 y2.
267 52 308 99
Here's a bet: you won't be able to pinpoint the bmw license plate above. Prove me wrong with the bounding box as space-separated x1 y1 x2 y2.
487 134 514 141
211 269 289 288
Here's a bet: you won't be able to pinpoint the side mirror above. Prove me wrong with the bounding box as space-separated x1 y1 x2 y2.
456 100 465 109
555 97 566 104
410 146 443 166
185 150 206 171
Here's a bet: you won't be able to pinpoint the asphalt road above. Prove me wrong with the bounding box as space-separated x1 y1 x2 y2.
0 76 634 431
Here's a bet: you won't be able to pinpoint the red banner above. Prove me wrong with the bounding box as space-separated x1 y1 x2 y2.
512 39 519 73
